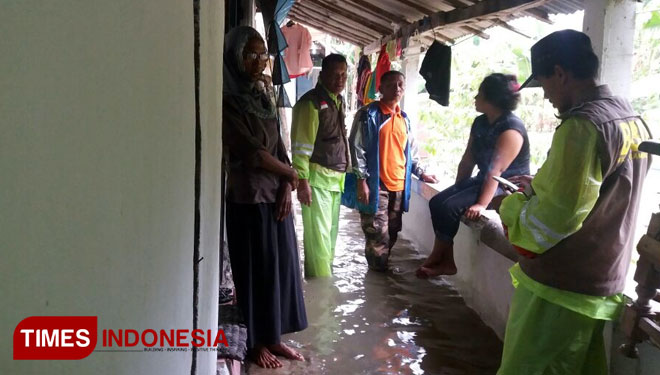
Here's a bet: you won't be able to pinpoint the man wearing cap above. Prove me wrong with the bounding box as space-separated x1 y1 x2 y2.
498 29 652 373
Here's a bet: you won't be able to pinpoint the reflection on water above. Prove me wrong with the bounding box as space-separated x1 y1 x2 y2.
246 204 502 374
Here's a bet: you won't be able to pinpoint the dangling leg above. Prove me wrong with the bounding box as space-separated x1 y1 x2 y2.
417 181 481 278
416 239 456 278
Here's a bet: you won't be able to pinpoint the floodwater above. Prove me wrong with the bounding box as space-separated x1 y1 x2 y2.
246 205 503 375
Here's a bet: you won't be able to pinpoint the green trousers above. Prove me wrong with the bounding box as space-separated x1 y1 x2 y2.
498 285 608 375
301 186 341 277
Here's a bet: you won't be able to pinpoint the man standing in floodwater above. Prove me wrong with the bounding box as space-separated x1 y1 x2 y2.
498 30 651 374
291 54 350 278
343 70 437 272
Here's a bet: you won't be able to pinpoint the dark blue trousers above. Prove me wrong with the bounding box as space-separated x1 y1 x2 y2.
429 177 491 243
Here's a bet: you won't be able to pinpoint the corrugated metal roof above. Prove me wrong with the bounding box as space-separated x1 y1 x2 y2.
287 0 583 50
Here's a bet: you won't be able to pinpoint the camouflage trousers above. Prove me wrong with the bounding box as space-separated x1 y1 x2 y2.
359 187 403 272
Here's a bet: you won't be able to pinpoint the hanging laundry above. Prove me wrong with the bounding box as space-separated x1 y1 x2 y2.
419 41 451 106
386 40 397 62
374 44 391 90
363 72 375 105
357 55 371 78
356 55 372 107
366 70 377 103
281 22 313 78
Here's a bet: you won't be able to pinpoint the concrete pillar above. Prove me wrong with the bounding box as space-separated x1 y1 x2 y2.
583 0 637 98
401 47 421 126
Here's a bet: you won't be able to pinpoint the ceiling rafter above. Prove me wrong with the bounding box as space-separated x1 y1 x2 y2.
364 0 552 54
299 0 394 34
461 25 490 39
495 20 533 38
288 20 371 46
346 0 410 24
288 9 372 45
286 0 581 54
344 0 421 23
521 8 554 24
438 0 473 8
288 13 367 46
398 0 441 15
293 2 386 37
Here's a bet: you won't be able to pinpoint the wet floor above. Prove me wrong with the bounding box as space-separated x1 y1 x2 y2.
246 205 503 375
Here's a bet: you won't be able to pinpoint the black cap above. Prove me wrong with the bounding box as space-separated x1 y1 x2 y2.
519 29 598 90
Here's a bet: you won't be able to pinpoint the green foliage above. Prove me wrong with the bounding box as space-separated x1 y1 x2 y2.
643 10 660 29
416 7 660 181
632 1 660 137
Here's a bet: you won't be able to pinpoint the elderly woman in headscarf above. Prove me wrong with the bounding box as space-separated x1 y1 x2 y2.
223 26 307 369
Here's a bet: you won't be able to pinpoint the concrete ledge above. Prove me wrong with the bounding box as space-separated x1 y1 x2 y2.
461 212 519 262
403 177 515 339
409 176 518 262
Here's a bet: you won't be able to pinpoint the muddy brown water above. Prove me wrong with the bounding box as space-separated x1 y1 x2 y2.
245 205 503 375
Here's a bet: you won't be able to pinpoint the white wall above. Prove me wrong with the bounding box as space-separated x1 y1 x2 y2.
1 1 223 374
198 0 225 373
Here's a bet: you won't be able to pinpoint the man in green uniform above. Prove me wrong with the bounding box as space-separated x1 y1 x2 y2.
498 30 652 374
291 54 349 277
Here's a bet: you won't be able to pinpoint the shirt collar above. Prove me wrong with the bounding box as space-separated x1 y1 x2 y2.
378 101 401 116
319 82 341 103
559 84 612 119
573 84 612 104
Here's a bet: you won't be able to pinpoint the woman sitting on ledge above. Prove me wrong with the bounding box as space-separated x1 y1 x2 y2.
417 73 530 278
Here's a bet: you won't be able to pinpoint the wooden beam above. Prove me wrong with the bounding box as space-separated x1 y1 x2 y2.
438 0 471 9
419 29 454 44
398 0 438 15
348 0 427 23
461 25 490 39
301 0 394 34
434 32 455 44
521 8 554 24
327 0 402 29
288 15 365 46
292 2 388 38
288 10 370 46
288 9 372 45
441 0 550 25
364 0 548 54
495 20 532 38
346 0 409 24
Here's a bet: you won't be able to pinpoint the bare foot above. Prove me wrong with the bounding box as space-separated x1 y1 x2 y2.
251 346 282 368
420 256 441 269
416 264 457 279
421 239 451 268
268 342 305 361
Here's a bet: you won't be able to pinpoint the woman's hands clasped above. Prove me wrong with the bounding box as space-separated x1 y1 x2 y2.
275 181 293 221
285 167 299 191
275 168 298 221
